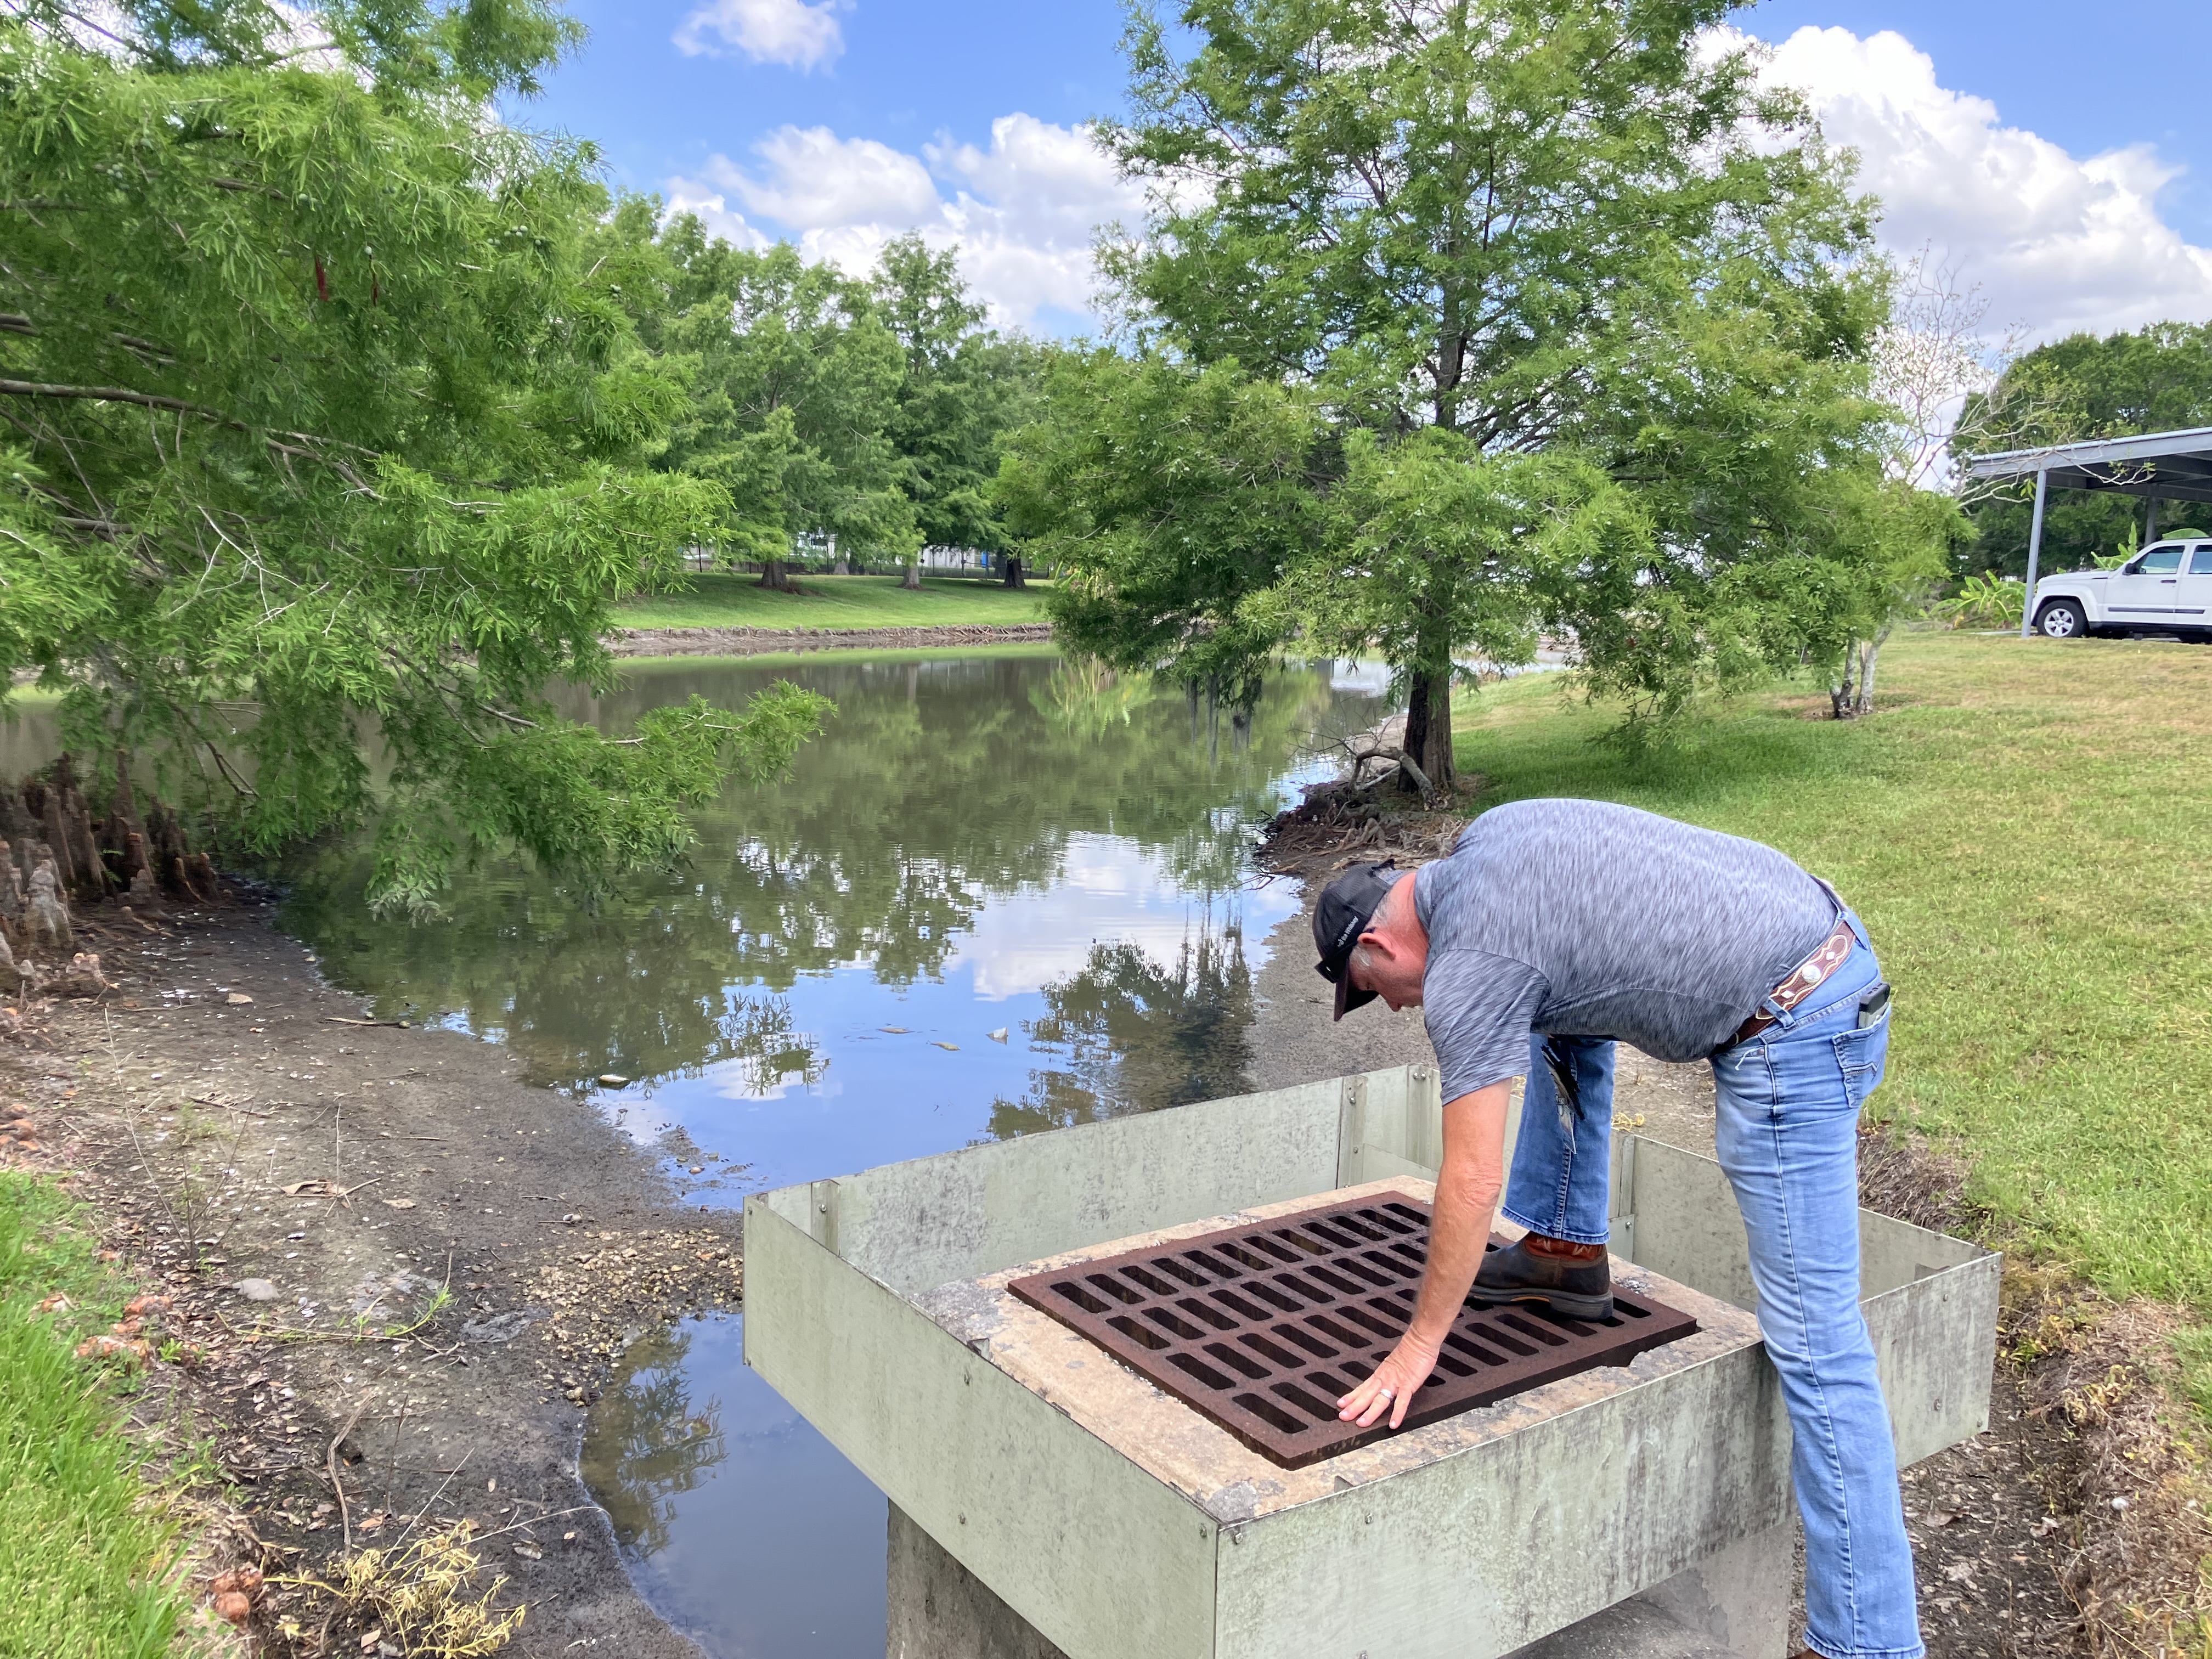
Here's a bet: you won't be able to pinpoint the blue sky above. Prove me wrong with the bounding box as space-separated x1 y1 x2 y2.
506 0 2212 341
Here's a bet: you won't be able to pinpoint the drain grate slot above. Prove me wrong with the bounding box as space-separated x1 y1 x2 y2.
1008 1190 1700 1469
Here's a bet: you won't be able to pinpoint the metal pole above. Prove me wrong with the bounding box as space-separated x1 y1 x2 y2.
2021 467 2049 639
2145 497 2160 544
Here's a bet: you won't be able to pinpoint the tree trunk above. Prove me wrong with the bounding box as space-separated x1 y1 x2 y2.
1002 554 1025 589
1850 626 1891 718
1830 625 1891 719
901 558 922 590
758 556 798 594
1401 669 1455 796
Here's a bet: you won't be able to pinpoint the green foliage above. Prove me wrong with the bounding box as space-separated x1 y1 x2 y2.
1015 0 1915 757
1929 571 2027 630
642 221 918 576
871 234 1042 558
1959 321 2212 575
0 2 827 912
996 349 1322 689
0 1172 184 1658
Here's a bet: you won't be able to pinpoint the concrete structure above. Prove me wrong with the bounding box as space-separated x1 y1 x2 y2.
744 1064 1999 1659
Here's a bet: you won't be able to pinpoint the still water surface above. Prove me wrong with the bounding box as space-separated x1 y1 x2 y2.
274 647 1387 1657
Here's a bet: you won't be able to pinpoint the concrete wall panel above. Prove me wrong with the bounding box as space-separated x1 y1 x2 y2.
743 1201 1219 1659
1214 1347 1793 1659
823 1080 1345 1295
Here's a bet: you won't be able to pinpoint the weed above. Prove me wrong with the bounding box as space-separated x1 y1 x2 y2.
276 1522 524 1657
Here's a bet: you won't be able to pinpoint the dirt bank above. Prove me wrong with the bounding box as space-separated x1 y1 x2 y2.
0 895 738 1656
608 622 1054 658
1246 813 2195 1657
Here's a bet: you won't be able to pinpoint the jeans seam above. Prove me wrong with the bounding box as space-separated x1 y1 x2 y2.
1765 1045 1866 1654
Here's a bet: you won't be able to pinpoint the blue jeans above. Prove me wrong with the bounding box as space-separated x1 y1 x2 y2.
1500 919 1921 1659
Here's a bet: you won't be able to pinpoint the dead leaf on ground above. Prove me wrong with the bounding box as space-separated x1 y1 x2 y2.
281 1178 379 1198
225 992 254 1005
381 1198 417 1210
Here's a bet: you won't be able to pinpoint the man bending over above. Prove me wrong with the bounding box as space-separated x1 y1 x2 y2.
1313 798 1915 1659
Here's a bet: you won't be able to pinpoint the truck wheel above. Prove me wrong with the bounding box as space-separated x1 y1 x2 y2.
2035 599 2087 639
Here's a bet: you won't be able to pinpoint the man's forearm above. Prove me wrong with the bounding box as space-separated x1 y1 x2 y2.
1404 1084 1510 1351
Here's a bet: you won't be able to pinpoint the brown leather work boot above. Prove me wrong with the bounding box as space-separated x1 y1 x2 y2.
1465 1232 1612 1321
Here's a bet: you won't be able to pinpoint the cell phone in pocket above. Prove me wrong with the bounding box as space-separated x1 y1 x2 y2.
1858 983 1892 1028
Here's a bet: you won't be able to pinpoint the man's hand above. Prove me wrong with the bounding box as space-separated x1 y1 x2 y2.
1336 1333 1440 1430
1331 1080 1510 1434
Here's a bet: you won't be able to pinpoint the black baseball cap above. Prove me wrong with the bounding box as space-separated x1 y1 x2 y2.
1312 860 1404 1020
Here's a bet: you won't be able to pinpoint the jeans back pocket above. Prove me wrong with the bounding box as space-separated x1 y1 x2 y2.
1832 1014 1889 1109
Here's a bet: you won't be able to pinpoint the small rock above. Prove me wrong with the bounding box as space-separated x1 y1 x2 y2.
461 1307 549 1344
234 1279 280 1302
596 1073 628 1087
225 991 254 1006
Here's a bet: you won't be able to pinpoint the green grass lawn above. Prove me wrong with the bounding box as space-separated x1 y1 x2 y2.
1455 632 2212 1348
0 1172 185 1657
610 572 1052 631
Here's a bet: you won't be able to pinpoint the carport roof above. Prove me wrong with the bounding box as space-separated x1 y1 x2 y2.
1963 426 2212 505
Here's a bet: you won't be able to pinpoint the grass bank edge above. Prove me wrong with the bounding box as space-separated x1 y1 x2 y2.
610 572 1052 632
0 1167 201 1657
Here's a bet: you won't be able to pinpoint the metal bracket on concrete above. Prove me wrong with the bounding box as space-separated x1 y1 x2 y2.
807 1176 840 1254
1335 1075 1368 1187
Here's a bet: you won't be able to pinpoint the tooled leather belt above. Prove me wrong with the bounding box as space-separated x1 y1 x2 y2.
1722 914 1858 1051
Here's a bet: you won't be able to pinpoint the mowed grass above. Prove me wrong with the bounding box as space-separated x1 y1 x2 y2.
610 572 1052 631
1455 632 2212 1325
0 1172 183 1658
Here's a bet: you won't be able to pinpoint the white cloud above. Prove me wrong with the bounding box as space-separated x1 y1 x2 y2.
659 176 771 251
723 127 943 228
674 0 847 71
1758 26 2212 340
664 115 1148 328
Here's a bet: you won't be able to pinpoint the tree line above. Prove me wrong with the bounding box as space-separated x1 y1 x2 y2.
4 0 2198 914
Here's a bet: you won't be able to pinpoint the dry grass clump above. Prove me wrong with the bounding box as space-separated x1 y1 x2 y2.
276 1522 523 1657
1858 1124 2212 1656
2006 1269 2212 1657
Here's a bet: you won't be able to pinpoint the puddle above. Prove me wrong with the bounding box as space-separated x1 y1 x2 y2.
582 1314 886 1657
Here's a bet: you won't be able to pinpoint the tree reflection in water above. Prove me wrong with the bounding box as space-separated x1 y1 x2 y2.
278 651 1350 1099
990 919 1255 1138
579 1324 727 1558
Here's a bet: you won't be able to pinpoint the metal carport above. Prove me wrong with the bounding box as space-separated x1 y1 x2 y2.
1962 425 2212 636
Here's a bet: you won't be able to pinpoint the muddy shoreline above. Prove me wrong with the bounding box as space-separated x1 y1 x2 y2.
608 622 1053 658
1 896 731 1655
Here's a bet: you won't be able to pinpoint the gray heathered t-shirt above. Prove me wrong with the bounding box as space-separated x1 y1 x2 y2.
1415 799 1837 1102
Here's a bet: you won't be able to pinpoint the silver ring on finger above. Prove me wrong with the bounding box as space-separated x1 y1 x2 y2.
1377 1386 1395 1400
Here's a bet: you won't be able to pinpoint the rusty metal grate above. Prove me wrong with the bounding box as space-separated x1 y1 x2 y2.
1008 1190 1700 1468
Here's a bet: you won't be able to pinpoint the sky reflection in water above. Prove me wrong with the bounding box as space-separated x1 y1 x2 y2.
280 646 1386 1658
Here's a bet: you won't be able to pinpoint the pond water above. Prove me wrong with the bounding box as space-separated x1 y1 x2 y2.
275 647 1389 1657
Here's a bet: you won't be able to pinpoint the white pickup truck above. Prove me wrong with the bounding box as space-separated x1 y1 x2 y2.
2031 537 2212 638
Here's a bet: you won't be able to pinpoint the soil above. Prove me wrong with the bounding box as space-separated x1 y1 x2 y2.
1248 804 2210 1658
0 893 738 1657
607 622 1053 658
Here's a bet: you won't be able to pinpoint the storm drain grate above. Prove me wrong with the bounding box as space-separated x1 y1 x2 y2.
1007 1190 1700 1468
